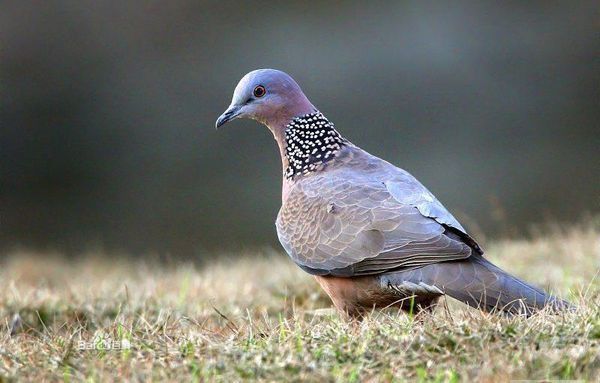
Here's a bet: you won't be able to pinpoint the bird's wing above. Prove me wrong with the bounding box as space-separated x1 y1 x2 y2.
276 170 473 277
382 164 483 253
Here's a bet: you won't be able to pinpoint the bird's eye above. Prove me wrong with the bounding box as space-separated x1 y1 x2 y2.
253 85 266 98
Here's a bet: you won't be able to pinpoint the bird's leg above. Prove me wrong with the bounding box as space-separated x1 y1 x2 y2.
313 275 382 320
398 296 441 320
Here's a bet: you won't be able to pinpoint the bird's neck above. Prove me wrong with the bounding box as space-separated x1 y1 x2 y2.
274 111 347 180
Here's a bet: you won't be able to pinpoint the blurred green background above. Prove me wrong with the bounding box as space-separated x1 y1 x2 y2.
1 1 598 256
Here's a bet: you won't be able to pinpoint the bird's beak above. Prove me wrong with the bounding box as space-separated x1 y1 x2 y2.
215 105 242 129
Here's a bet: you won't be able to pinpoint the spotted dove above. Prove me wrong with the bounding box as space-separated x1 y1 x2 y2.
216 69 570 318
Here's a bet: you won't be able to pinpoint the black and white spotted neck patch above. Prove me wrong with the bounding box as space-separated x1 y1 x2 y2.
284 111 347 180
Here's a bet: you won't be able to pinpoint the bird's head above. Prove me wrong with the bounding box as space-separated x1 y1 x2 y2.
216 69 316 130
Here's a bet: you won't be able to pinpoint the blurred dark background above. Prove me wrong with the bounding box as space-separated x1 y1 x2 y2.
1 1 598 256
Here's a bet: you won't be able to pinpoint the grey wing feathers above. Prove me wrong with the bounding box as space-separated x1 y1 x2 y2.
276 164 473 276
384 170 482 254
385 178 466 233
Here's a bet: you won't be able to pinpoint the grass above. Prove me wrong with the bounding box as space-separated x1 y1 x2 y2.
0 220 599 382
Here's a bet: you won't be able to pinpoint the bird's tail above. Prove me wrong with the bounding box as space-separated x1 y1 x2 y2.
383 256 572 315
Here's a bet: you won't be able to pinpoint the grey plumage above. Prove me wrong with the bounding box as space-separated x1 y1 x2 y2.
380 256 563 315
217 69 571 317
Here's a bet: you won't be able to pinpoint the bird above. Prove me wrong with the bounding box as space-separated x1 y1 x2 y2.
216 69 570 318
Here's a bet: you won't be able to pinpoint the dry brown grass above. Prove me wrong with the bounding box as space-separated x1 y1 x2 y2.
1 220 599 382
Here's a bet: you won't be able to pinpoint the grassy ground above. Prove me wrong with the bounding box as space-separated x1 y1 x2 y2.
1 221 599 382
